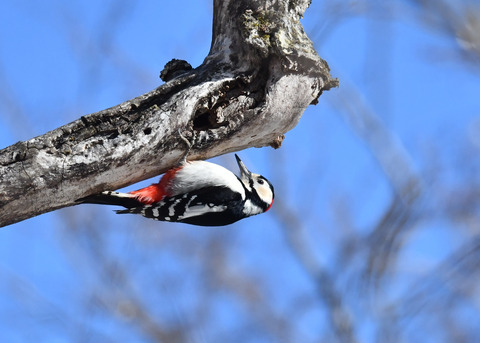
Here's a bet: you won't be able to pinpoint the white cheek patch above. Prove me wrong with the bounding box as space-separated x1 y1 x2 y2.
257 185 273 205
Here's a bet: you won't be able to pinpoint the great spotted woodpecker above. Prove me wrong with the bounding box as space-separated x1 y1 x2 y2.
78 155 274 226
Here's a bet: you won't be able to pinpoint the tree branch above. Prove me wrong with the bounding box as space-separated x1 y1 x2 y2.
0 0 337 227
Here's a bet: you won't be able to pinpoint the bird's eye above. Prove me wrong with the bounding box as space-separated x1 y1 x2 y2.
258 179 264 185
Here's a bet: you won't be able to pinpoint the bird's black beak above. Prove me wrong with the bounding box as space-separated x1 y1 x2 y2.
235 154 252 180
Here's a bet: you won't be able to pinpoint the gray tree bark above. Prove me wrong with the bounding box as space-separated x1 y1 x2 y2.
0 0 337 227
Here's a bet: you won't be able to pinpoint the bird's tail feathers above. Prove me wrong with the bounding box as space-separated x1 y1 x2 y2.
77 191 143 209
115 207 144 215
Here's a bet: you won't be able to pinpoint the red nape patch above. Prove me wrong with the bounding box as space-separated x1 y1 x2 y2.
128 166 183 204
265 200 273 212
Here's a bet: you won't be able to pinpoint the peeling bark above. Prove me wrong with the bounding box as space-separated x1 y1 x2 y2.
0 0 338 227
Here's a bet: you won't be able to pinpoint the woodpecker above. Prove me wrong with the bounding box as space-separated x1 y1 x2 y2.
78 154 274 226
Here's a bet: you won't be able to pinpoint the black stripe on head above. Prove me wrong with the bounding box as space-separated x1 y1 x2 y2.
249 178 255 191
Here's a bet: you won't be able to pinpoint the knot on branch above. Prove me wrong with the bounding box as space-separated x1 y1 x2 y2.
192 76 254 132
160 59 193 82
0 141 28 166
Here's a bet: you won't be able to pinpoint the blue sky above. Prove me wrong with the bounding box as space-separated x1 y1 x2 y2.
1 1 480 342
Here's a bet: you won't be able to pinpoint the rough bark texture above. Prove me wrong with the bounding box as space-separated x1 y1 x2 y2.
0 0 338 227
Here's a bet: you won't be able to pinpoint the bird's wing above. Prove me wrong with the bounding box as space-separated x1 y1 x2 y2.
116 186 243 225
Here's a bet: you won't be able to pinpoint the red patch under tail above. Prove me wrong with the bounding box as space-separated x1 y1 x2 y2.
128 166 183 204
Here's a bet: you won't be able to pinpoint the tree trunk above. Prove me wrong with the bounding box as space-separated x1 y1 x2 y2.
0 0 337 227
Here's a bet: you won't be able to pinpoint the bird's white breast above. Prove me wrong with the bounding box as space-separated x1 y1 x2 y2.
169 161 246 199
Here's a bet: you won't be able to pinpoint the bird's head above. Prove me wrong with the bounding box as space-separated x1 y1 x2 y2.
235 154 274 212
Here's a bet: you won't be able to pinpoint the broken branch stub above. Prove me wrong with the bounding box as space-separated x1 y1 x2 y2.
0 0 337 227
